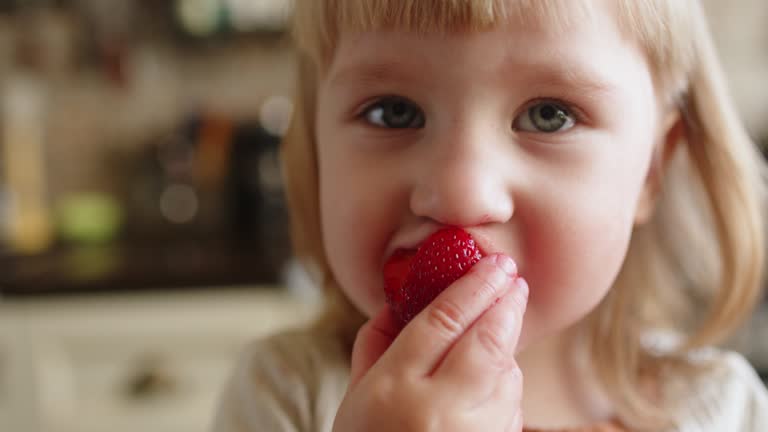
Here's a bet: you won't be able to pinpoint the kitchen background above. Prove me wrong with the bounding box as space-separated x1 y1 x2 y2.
0 1 766 431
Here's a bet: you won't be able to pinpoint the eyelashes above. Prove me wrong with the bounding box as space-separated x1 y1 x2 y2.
513 100 576 133
360 96 425 129
357 96 581 134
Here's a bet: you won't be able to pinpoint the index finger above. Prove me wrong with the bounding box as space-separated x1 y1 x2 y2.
380 254 517 376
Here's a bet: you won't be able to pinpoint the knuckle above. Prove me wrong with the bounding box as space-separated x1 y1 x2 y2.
426 298 466 336
402 407 437 432
468 265 505 299
369 375 396 405
508 363 523 384
476 326 511 368
509 288 528 314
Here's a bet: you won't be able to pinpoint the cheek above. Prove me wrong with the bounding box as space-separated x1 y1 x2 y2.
524 204 632 326
517 160 647 345
318 147 395 318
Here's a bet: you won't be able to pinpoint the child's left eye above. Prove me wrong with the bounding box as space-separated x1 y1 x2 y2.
362 97 425 129
513 101 576 133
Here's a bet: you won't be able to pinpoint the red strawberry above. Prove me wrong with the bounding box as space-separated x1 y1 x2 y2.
383 227 484 329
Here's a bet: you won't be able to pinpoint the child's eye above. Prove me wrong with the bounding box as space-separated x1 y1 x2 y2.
513 101 576 133
362 97 425 129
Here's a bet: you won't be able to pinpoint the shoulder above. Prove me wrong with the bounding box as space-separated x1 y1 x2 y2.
662 348 768 431
211 326 350 432
240 326 350 380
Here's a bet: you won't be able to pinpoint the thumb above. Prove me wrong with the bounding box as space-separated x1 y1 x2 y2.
349 305 398 387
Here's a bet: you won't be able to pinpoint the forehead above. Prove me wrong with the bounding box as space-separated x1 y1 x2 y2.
321 0 637 76
296 0 691 104
324 4 644 96
308 0 630 64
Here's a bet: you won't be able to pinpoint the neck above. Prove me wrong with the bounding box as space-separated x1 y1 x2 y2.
518 327 615 430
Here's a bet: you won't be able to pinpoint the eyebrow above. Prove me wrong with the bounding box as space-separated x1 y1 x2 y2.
328 61 424 89
328 59 619 97
511 62 618 95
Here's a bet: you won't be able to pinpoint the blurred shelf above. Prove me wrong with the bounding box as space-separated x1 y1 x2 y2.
0 286 320 432
0 242 286 297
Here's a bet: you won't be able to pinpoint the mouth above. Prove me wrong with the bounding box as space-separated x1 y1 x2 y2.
382 226 489 328
384 226 499 264
382 248 417 304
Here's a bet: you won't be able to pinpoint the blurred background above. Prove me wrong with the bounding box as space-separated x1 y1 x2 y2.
0 1 765 431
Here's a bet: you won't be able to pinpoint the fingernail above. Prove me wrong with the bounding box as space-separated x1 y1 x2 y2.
495 254 517 277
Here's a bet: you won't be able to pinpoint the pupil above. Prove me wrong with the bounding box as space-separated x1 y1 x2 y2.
539 105 557 120
391 103 407 117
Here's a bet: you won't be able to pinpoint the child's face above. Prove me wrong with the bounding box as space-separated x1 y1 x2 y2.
315 6 667 350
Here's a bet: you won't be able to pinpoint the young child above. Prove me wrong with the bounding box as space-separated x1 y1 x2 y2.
213 1 768 431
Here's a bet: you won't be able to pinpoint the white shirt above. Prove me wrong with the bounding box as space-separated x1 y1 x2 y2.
211 327 768 432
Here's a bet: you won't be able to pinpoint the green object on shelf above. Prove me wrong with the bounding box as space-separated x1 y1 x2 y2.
57 194 123 245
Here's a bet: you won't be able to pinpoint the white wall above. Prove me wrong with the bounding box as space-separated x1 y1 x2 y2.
703 0 768 137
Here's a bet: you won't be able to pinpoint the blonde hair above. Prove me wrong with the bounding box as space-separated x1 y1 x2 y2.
282 1 766 429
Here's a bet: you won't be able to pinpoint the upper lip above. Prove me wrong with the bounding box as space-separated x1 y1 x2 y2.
468 229 501 256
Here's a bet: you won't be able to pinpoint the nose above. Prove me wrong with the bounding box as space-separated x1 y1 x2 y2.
409 138 514 227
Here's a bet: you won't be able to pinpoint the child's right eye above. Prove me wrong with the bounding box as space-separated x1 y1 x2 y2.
361 97 425 129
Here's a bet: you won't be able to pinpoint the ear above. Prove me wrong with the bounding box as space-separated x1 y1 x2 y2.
634 111 685 225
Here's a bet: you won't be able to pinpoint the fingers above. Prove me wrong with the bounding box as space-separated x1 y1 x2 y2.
435 276 528 392
345 257 526 432
384 254 518 376
349 305 398 387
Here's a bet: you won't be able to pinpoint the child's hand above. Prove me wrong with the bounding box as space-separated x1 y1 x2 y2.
334 255 528 432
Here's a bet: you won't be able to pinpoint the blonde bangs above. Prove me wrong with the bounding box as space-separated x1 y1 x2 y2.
293 0 696 98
